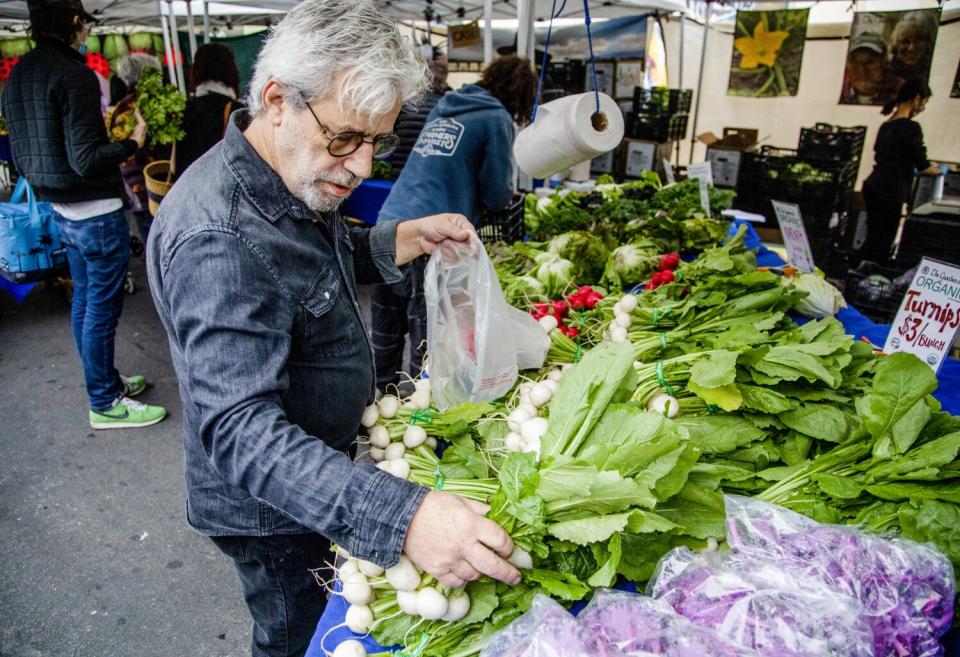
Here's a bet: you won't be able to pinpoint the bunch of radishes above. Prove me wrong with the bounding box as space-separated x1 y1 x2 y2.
644 252 681 291
502 368 566 458
603 292 639 343
360 379 437 481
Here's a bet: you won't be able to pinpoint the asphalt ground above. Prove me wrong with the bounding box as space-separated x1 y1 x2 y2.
0 255 383 657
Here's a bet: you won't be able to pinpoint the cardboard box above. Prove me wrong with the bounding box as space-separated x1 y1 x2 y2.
697 127 759 151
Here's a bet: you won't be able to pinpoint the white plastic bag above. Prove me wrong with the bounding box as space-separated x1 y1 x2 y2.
424 235 549 410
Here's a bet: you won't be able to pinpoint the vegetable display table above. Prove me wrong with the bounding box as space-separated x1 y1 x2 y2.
304 219 960 656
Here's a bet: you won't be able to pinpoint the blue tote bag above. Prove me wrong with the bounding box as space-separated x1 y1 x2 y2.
0 177 64 275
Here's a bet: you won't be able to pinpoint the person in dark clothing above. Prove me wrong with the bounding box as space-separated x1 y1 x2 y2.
371 55 535 390
390 57 450 178
861 79 942 265
176 42 245 173
3 0 167 429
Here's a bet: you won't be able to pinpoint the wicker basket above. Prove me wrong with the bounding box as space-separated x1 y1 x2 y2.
143 150 176 216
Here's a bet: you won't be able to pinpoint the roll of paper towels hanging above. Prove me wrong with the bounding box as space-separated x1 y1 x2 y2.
513 92 624 180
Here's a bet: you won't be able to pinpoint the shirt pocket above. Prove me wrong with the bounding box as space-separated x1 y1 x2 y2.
291 266 359 360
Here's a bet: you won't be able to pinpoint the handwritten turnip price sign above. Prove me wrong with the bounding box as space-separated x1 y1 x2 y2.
884 257 960 372
771 201 815 273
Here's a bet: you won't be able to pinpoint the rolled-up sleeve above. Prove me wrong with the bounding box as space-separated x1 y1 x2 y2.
349 219 404 285
158 228 425 565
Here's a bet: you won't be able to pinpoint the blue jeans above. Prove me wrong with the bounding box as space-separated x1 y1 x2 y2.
55 210 129 412
211 533 331 657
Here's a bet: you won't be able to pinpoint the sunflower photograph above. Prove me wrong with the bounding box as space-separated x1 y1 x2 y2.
728 9 810 98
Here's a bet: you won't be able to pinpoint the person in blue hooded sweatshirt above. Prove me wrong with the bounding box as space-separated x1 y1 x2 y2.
372 55 536 390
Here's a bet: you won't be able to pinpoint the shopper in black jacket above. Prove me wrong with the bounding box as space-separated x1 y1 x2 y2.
176 43 245 174
861 79 942 265
2 0 167 430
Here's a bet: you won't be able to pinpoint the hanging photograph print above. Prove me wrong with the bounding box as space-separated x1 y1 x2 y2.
727 9 809 97
840 9 940 105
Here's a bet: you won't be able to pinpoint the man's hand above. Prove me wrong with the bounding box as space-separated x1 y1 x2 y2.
403 491 521 589
395 213 474 266
131 108 148 150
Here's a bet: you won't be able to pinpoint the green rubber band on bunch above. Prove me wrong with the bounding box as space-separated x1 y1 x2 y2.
652 307 672 325
675 269 684 281
576 311 585 329
432 463 445 491
655 360 676 397
706 404 720 415
573 344 583 363
398 633 430 657
659 332 668 351
409 408 436 425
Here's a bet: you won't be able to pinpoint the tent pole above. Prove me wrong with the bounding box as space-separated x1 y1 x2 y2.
203 1 211 44
483 0 493 65
158 0 177 86
167 0 187 94
688 2 710 165
185 0 199 59
676 12 685 163
517 0 534 65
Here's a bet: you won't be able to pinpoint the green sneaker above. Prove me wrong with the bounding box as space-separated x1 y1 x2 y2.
121 374 146 397
90 396 167 430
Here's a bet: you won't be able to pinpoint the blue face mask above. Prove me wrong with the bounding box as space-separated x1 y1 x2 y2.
78 43 88 55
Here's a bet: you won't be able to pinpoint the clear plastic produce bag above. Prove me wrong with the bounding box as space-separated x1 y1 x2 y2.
724 495 956 657
647 547 876 657
424 235 549 410
480 595 618 657
578 589 762 657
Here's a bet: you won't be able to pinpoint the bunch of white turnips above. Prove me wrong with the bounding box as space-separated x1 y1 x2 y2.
502 367 569 460
602 292 638 343
359 379 436 481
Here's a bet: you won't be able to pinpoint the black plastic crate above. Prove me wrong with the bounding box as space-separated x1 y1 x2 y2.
843 261 911 323
632 87 692 116
753 147 857 229
896 215 960 268
798 123 867 165
627 113 688 143
477 194 524 244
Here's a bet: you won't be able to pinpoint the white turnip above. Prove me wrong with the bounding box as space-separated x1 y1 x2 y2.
538 315 558 332
403 425 427 449
546 369 563 382
356 559 383 577
415 587 448 620
384 442 405 461
368 447 386 462
646 392 679 418
385 556 420 591
360 405 379 428
619 293 637 312
367 425 390 449
396 590 419 615
508 546 533 569
507 407 533 432
341 572 373 606
504 432 524 452
520 417 549 445
345 604 373 634
332 639 367 657
527 383 552 408
377 395 400 419
441 592 471 622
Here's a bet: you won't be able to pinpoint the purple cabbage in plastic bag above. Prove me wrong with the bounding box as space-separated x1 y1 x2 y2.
648 547 876 657
480 595 619 657
578 589 762 657
724 496 955 657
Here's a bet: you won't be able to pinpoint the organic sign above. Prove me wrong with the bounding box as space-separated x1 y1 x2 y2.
884 258 960 372
771 201 815 273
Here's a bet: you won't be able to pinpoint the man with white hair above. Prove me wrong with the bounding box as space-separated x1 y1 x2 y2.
146 2 520 656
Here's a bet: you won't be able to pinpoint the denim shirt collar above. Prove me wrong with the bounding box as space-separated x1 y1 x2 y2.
221 110 325 224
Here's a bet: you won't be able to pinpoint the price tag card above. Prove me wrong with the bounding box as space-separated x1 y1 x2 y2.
662 158 676 185
771 200 815 273
884 257 960 372
686 161 713 186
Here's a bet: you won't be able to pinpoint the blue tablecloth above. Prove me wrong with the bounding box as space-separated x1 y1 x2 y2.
307 221 960 656
0 276 35 303
341 179 394 226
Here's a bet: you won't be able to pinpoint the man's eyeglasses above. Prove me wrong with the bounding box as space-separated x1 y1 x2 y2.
305 103 398 160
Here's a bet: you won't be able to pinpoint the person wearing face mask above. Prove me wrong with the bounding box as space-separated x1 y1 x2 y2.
2 0 168 430
860 79 942 266
147 3 521 655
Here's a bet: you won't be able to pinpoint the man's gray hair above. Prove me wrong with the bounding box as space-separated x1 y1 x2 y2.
247 0 429 119
117 53 162 89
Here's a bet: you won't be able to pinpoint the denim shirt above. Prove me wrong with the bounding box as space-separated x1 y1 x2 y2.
146 111 428 567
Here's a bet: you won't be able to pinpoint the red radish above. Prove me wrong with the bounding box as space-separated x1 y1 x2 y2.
552 300 568 317
659 269 675 284
659 252 680 271
566 326 580 338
